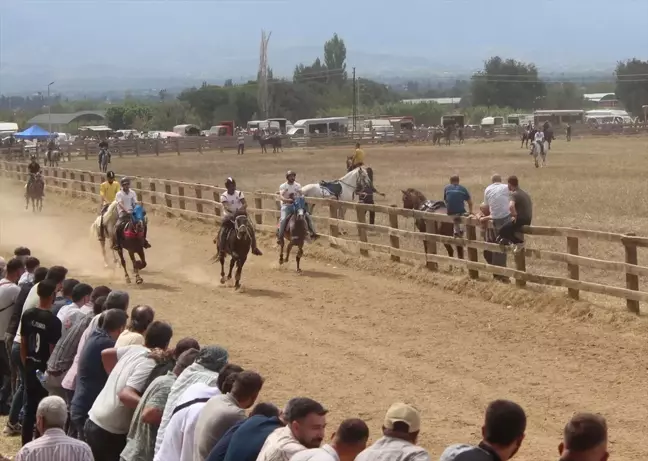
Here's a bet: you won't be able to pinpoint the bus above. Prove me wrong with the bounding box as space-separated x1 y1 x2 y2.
534 110 585 125
585 110 633 125
506 114 534 126
441 114 465 128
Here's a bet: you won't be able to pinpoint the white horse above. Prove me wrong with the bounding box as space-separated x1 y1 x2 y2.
90 200 119 266
530 140 547 168
301 167 372 219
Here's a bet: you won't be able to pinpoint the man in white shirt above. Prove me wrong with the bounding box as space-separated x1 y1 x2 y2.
112 177 151 250
217 177 262 256
0 259 24 412
237 131 245 155
483 174 511 281
18 256 39 286
533 128 545 156
290 419 369 461
277 170 317 244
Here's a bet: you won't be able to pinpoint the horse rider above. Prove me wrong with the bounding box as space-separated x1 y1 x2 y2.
98 139 111 163
112 177 151 250
26 154 41 190
216 177 262 257
532 127 545 156
348 143 365 171
277 170 317 243
99 171 119 212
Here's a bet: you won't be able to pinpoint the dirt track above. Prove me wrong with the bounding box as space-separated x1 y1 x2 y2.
0 180 647 460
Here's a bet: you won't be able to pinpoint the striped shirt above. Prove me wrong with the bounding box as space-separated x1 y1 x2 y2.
14 428 93 461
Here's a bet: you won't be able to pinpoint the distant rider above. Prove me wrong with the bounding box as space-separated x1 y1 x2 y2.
112 177 151 250
533 128 545 156
277 170 317 243
99 171 119 240
216 177 262 257
26 155 41 190
349 143 365 171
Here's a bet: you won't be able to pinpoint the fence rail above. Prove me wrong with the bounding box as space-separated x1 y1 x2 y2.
2 160 647 313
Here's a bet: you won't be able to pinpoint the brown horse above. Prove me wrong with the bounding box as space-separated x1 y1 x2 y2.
25 174 44 212
279 197 307 273
401 188 464 259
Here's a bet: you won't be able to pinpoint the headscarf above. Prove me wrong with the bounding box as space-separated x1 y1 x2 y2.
195 345 229 372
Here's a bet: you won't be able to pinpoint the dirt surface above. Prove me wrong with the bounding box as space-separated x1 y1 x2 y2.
1 180 647 460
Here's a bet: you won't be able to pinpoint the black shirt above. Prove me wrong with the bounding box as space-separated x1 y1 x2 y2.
20 307 62 372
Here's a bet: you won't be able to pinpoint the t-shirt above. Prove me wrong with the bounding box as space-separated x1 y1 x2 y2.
279 182 302 209
18 272 34 286
483 183 510 220
206 420 244 461
70 328 116 421
218 416 283 461
220 191 245 218
256 426 307 461
57 303 81 324
237 134 245 145
355 436 430 461
115 330 145 348
116 189 139 216
100 181 120 203
438 443 498 461
194 393 246 461
20 307 62 372
444 184 471 215
0 279 21 336
14 283 41 344
290 444 339 461
352 148 365 165
534 131 544 142
121 372 176 461
511 188 533 223
61 313 101 391
88 345 155 435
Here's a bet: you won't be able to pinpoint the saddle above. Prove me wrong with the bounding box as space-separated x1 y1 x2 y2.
319 180 342 199
420 200 446 213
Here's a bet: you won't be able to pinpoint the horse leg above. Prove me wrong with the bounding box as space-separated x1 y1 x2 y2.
444 243 454 258
279 241 285 265
129 250 143 284
117 248 131 283
285 242 293 263
227 257 236 280
234 257 246 290
456 245 464 260
219 255 227 284
296 245 303 273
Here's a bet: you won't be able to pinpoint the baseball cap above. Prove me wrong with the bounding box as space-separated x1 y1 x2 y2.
384 403 421 433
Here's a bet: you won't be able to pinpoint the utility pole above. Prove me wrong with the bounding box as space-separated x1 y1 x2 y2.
47 81 55 133
352 67 356 132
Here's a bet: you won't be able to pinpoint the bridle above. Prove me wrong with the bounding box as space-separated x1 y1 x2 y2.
234 215 251 241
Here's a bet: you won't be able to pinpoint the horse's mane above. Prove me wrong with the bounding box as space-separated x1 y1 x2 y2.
403 188 427 203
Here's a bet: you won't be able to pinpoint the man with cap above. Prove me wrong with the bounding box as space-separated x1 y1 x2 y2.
355 403 430 461
439 399 526 461
558 413 608 461
112 176 150 250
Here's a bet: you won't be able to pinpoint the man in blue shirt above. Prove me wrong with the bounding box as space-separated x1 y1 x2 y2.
443 175 473 237
207 402 282 461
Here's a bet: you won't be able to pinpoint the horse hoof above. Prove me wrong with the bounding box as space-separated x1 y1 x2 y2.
220 277 226 284
136 277 143 285
125 277 132 284
235 284 241 291
297 269 303 274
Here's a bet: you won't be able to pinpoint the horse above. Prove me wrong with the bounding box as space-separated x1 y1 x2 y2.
401 188 464 259
91 200 119 267
217 214 251 290
254 133 283 153
543 127 554 151
25 173 44 212
530 139 547 168
45 149 60 167
279 196 308 273
432 129 445 146
520 129 531 148
98 149 110 173
301 167 372 220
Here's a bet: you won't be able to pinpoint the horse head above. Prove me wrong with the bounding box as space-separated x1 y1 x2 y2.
234 214 250 240
293 196 306 220
401 188 425 210
355 167 372 191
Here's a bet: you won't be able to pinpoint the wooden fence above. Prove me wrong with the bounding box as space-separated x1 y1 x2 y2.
2 160 648 314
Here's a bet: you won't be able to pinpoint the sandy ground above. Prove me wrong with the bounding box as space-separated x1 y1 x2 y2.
0 180 647 460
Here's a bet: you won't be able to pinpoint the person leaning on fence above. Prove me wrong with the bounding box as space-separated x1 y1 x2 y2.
496 176 533 249
443 175 473 237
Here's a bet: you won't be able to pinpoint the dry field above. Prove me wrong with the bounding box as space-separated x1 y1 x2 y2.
71 136 648 309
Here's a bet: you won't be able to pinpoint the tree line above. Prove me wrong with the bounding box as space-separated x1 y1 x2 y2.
1 34 646 131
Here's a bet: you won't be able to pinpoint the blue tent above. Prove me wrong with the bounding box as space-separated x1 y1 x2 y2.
14 125 53 140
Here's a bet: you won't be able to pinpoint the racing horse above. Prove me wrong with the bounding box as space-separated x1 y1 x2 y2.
543 122 554 151
98 149 110 173
279 196 308 273
45 149 61 167
254 132 283 153
91 200 119 267
25 173 44 212
216 213 251 290
401 188 464 259
301 167 372 220
530 139 547 168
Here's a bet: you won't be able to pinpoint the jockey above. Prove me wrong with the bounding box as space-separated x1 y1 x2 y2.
277 170 317 243
113 177 151 250
26 155 41 189
99 171 119 211
217 177 262 256
349 143 365 171
533 129 545 156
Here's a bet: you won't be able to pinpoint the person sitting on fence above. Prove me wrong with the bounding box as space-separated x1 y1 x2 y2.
496 175 533 249
216 177 262 257
443 175 473 237
277 171 317 243
112 177 151 250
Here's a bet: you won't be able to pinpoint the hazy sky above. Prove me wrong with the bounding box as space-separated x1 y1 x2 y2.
1 0 647 91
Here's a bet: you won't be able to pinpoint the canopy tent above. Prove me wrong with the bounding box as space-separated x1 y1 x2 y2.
14 125 53 140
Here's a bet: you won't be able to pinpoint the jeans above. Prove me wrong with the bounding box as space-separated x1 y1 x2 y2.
22 371 48 445
498 217 531 244
278 207 315 238
0 342 12 411
85 418 127 461
448 212 466 236
71 413 87 442
359 192 375 225
9 342 25 425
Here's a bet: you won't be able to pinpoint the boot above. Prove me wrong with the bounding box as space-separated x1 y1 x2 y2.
250 231 263 256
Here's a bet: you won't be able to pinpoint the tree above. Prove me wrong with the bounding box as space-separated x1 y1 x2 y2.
178 85 229 127
323 33 347 84
105 103 152 129
471 56 546 109
616 59 648 116
293 58 328 84
543 83 584 110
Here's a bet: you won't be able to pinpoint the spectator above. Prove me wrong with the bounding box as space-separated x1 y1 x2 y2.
497 176 533 247
257 397 328 461
483 174 511 281
52 279 79 317
85 321 173 461
20 279 63 445
291 418 369 461
14 396 93 461
115 304 155 347
18 257 40 287
0 259 25 413
195 371 265 461
558 413 608 461
0 258 5 279
439 399 527 461
121 348 200 461
443 175 473 237
154 345 229 455
4 266 47 437
70 309 128 441
144 337 200 389
154 363 242 461
58 283 93 327
13 247 31 264
356 403 430 461
207 403 281 461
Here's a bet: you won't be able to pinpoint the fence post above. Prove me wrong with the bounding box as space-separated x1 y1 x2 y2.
136 180 143 202
514 250 526 288
328 201 340 239
212 191 221 217
198 140 203 155
567 235 580 300
149 182 157 206
66 143 72 162
176 139 181 156
466 220 479 279
155 139 160 156
88 174 95 194
135 140 140 157
164 183 173 217
61 170 68 190
195 187 203 214
254 192 263 226
624 233 640 314
84 143 89 160
178 185 186 210
424 218 438 271
355 206 369 257
388 207 400 262
79 173 86 194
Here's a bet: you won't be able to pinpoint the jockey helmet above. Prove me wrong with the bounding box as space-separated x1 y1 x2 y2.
120 177 131 186
106 171 115 180
30 154 36 160
286 170 296 179
225 177 236 188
